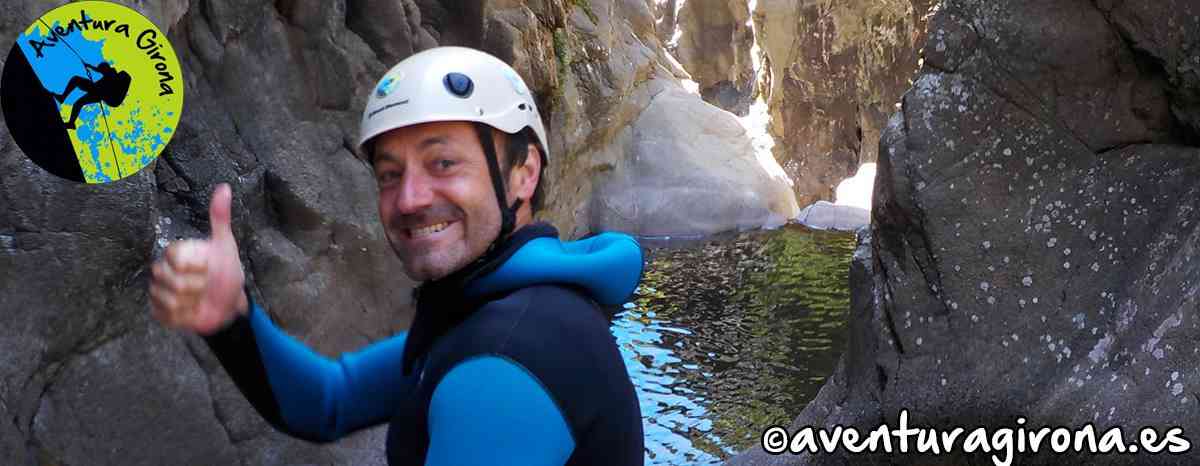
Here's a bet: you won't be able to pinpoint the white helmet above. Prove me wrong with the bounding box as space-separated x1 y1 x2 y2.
357 46 549 163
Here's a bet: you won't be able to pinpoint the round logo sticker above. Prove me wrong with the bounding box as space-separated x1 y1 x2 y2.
376 75 398 98
1 1 183 184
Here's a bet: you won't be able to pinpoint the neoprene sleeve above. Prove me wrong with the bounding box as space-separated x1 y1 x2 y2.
204 301 413 442
246 304 412 441
205 301 576 464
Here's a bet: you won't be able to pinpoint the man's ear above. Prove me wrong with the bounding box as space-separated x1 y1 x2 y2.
508 143 541 204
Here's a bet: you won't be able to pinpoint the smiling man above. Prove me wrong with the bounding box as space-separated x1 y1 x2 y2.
148 47 645 465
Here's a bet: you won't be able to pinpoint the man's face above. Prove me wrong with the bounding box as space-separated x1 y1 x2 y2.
372 121 502 282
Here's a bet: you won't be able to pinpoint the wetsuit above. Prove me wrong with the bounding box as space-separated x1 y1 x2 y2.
203 223 645 465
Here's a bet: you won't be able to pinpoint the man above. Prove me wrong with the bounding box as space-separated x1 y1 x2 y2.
148 47 645 465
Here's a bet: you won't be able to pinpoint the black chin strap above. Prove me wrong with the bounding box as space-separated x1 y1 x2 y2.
474 123 524 254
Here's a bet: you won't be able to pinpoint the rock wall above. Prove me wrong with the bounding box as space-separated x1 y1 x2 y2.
652 0 680 45
755 0 932 208
671 0 758 115
732 0 1200 464
0 0 797 464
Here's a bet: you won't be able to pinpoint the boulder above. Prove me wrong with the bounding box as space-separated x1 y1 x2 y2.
591 86 799 237
796 201 870 232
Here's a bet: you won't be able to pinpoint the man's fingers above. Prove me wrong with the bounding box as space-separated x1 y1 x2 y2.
151 259 170 283
149 284 180 327
152 260 207 295
209 183 235 244
151 187 242 335
164 240 209 274
150 299 174 328
151 260 180 290
150 281 204 328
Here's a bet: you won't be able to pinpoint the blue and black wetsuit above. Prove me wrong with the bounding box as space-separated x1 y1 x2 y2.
203 223 645 465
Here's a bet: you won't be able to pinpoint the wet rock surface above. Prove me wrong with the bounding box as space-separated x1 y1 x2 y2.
732 0 1200 465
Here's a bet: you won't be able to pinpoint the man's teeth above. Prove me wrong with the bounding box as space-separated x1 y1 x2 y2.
410 222 450 238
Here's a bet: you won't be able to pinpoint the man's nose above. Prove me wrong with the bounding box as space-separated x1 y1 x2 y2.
394 170 434 214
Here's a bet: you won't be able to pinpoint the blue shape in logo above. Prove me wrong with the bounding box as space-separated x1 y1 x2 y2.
376 76 398 98
18 22 108 106
502 68 527 96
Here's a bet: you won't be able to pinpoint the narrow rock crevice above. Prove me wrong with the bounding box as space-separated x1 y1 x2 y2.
22 359 64 465
876 259 907 356
182 338 252 448
1096 8 1200 148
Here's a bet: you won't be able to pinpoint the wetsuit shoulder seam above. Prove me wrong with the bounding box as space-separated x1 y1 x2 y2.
492 284 536 355
493 285 583 446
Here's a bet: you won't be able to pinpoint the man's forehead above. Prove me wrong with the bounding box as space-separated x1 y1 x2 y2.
373 122 476 163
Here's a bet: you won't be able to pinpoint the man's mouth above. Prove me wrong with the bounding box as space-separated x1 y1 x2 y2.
407 221 453 239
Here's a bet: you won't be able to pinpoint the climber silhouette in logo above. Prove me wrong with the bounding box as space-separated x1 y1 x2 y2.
53 61 131 130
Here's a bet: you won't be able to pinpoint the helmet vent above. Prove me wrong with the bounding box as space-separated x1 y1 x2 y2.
444 72 474 98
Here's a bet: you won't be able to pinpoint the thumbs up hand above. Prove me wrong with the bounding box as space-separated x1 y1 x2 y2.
150 183 249 335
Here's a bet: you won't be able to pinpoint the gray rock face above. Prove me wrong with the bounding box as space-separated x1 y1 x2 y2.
732 0 1200 465
672 0 757 115
754 0 932 208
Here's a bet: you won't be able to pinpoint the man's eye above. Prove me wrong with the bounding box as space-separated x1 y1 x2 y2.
377 171 400 183
436 159 457 170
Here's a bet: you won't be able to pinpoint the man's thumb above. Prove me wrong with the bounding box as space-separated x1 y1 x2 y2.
209 183 236 244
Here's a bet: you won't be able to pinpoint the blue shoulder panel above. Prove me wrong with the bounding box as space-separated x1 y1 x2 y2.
426 355 575 465
248 305 412 441
468 232 643 306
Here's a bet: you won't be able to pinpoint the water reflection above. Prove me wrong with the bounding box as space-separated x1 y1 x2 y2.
613 225 857 465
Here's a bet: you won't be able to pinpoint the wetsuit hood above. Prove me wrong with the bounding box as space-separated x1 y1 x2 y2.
402 222 643 374
468 226 643 306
